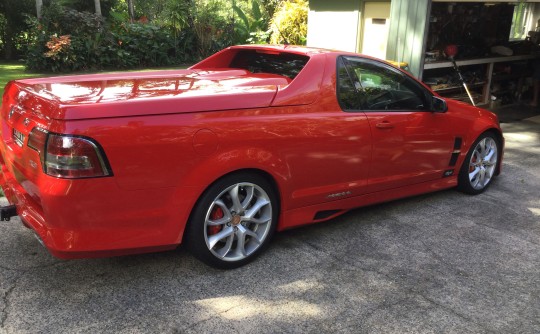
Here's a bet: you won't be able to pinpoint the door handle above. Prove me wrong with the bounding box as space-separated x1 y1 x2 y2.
375 121 394 129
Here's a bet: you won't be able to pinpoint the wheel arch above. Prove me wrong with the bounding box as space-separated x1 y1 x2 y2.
485 128 503 175
464 127 504 175
181 168 282 244
456 126 503 195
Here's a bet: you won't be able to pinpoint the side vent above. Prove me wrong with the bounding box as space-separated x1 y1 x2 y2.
448 137 462 167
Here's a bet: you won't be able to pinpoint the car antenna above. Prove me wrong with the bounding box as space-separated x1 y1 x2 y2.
273 23 290 46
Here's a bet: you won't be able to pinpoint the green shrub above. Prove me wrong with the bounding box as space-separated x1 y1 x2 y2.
192 0 234 59
1 0 36 60
269 0 307 45
111 23 175 67
25 4 106 71
233 0 270 44
25 4 177 72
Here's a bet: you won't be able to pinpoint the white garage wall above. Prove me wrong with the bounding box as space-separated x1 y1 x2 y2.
306 0 361 52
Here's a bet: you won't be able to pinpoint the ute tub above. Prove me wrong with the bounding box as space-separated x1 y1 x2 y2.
13 69 285 120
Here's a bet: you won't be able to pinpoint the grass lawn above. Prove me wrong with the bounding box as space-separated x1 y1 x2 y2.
0 63 45 99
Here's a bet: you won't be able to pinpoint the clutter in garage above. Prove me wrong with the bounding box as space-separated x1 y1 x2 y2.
422 2 540 107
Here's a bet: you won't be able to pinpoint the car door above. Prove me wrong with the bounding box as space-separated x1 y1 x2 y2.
337 56 455 192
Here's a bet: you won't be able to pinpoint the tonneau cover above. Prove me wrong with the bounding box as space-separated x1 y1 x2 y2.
13 69 286 120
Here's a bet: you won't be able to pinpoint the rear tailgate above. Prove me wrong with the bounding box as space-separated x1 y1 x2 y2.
0 82 55 210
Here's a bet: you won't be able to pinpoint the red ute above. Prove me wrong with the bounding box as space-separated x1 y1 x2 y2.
0 45 503 268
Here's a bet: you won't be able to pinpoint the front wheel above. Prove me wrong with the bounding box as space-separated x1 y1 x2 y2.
186 173 278 269
458 132 500 195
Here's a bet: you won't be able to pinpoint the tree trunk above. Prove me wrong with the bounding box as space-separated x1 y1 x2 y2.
127 0 135 22
4 17 13 60
35 0 43 20
3 0 14 60
94 0 102 17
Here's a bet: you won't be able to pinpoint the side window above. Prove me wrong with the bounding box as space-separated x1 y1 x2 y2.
337 57 364 110
337 56 429 111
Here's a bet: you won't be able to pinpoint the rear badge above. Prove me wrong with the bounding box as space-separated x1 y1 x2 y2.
327 191 352 199
8 107 15 120
12 128 24 147
23 118 30 127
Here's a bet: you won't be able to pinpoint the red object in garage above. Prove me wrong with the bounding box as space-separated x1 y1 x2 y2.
445 44 459 58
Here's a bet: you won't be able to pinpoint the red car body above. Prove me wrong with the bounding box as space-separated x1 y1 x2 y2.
0 45 503 262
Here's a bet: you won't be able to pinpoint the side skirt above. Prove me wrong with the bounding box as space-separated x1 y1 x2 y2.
277 177 457 231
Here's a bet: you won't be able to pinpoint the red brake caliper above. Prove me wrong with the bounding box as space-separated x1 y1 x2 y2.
470 155 477 173
208 206 224 235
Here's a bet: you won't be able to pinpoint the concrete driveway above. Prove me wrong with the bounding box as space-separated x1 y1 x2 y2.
1 118 539 334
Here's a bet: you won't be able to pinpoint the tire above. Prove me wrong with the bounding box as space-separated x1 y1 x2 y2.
186 173 278 269
457 132 500 195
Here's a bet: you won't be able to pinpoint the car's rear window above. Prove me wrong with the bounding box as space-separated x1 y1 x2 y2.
230 50 309 80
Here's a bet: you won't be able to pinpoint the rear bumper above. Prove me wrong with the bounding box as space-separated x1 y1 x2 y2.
0 159 48 237
0 156 197 259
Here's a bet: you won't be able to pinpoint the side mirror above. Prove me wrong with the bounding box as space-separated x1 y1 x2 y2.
431 96 448 113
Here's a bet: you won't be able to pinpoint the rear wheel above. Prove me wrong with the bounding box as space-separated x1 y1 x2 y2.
458 132 500 194
186 173 278 269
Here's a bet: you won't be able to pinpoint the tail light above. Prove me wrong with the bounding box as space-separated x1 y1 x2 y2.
28 127 112 179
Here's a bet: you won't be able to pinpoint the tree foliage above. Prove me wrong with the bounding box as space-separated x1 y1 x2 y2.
0 14 6 54
269 0 308 45
56 0 117 17
0 0 308 70
25 2 177 71
233 0 271 44
0 0 35 60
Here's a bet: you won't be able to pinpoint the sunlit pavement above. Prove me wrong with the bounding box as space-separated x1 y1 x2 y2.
0 117 539 333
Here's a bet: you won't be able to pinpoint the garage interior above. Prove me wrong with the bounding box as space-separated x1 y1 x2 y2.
423 2 540 110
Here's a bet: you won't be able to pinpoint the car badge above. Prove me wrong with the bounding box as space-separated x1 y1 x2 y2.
23 118 30 127
8 107 15 120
